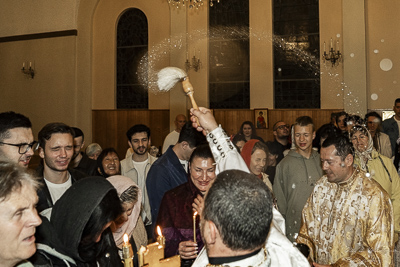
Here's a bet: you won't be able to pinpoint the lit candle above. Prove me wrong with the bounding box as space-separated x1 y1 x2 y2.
156 226 165 247
122 234 134 267
330 38 333 50
193 211 198 242
137 246 146 267
23 62 25 69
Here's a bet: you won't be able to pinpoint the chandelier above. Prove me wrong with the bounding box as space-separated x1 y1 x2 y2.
168 0 220 8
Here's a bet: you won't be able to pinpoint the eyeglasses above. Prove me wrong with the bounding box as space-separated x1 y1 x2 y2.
275 124 290 130
0 141 38 154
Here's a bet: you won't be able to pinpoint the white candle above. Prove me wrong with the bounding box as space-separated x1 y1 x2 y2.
23 62 25 68
29 62 32 68
323 42 326 52
193 211 198 242
330 38 333 50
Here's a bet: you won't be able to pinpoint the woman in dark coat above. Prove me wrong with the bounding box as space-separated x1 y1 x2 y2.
31 177 123 267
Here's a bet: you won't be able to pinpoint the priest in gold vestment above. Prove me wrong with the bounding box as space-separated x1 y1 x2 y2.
297 135 394 266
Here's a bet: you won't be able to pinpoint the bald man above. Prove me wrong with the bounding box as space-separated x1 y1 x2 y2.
162 114 187 154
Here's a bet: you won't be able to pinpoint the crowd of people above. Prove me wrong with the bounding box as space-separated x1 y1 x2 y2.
0 98 400 266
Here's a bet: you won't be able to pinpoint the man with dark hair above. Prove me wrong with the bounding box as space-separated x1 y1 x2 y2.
0 161 42 267
147 121 205 232
335 111 348 133
365 111 392 158
266 121 290 164
69 127 97 176
0 111 36 168
121 124 156 233
162 114 187 154
273 116 322 242
382 98 400 157
296 135 393 266
36 123 86 212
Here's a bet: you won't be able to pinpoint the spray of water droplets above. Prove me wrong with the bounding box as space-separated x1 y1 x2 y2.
136 26 351 103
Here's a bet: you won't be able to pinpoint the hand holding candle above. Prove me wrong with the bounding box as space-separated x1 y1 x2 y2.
122 234 134 267
193 211 198 242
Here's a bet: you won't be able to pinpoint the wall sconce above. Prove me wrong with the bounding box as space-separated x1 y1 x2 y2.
185 49 201 72
21 61 35 79
322 38 341 67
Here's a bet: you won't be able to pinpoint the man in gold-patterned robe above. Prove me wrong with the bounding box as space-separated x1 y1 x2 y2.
296 135 394 266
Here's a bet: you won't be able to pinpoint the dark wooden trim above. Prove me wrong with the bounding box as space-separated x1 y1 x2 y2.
0 30 78 43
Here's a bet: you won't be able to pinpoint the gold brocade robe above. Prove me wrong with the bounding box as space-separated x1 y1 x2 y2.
296 167 394 266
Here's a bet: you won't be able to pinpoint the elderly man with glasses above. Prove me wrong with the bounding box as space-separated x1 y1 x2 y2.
0 111 37 168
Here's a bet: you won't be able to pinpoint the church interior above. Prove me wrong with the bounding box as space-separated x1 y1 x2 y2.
1 0 399 157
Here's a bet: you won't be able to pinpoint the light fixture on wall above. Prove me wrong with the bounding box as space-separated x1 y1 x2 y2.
168 0 220 8
21 61 35 79
322 38 341 66
185 49 201 72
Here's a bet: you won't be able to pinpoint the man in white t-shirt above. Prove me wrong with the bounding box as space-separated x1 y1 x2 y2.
162 114 186 154
36 123 87 213
382 98 400 157
121 124 157 235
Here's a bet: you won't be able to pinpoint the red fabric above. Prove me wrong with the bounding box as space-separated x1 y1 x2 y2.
240 139 262 179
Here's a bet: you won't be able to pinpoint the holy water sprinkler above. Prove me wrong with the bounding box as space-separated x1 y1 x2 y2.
157 67 200 122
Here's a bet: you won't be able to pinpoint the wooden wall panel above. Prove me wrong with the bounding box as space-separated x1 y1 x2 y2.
92 110 170 159
214 109 343 142
92 109 342 159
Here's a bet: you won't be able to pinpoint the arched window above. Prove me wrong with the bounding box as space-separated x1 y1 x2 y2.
273 0 320 108
209 0 250 109
116 8 148 109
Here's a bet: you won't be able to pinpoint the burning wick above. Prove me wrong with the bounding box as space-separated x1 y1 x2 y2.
193 211 198 242
156 226 165 247
123 233 134 267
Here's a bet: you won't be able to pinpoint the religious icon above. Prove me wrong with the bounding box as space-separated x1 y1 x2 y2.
255 109 268 129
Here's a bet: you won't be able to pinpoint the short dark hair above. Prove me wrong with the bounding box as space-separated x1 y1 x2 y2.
317 123 341 141
0 111 32 142
345 114 365 127
232 134 247 152
71 127 84 141
365 111 382 123
97 148 120 178
395 98 400 105
335 111 348 124
126 124 151 141
0 161 39 202
294 116 314 131
322 134 354 161
189 144 214 164
177 122 205 148
203 170 272 251
38 123 75 149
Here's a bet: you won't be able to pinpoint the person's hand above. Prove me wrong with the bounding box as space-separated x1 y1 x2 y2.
313 263 331 267
192 194 204 217
178 240 198 259
190 107 218 136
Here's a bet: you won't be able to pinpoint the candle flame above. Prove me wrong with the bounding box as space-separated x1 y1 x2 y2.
157 225 162 236
123 233 129 244
194 211 198 216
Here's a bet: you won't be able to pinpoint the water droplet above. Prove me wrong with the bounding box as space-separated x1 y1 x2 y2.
381 39 385 42
374 49 379 54
278 68 282 72
380 58 393 71
350 53 355 57
336 34 341 38
371 94 378 100
292 183 296 189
